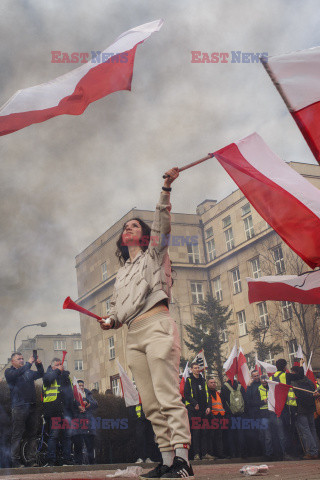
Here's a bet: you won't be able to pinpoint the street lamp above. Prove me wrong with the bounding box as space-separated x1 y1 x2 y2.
13 322 47 353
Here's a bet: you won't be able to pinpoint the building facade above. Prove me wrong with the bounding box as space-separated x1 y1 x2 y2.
76 162 320 392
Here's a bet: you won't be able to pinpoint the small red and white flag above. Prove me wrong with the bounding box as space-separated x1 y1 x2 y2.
192 349 208 372
256 358 277 377
223 344 238 385
255 353 262 376
247 270 320 305
261 47 320 165
117 361 140 407
306 352 317 387
237 347 251 391
0 19 163 136
267 380 291 417
180 362 189 398
73 376 85 408
214 133 320 269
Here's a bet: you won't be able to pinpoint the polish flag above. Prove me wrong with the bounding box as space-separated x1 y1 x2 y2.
261 47 320 165
117 361 140 407
255 353 262 376
267 380 291 417
247 270 320 305
306 352 317 387
0 19 163 136
180 362 189 398
256 358 277 377
214 133 320 269
223 344 238 385
192 349 208 372
237 347 251 390
73 376 85 408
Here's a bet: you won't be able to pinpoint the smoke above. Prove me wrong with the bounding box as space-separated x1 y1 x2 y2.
0 0 318 362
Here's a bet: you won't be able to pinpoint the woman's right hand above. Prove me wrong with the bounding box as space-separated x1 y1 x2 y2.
98 317 114 330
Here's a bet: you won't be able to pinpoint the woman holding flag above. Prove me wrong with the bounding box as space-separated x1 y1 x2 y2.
99 168 193 480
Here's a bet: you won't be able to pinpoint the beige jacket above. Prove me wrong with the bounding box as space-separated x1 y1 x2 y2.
109 191 172 329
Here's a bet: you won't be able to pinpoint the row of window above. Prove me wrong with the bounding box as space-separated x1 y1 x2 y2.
54 340 82 351
59 359 83 371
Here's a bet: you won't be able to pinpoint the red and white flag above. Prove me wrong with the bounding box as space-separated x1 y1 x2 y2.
223 344 238 385
256 358 277 377
267 380 291 417
247 270 320 305
237 347 251 390
0 19 163 136
192 349 208 372
261 48 320 165
180 362 189 398
255 353 262 376
214 133 320 269
117 361 140 407
73 376 85 408
306 352 317 387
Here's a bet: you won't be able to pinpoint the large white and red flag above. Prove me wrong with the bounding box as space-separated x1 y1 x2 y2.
247 270 320 305
255 353 262 376
237 347 251 390
261 47 320 165
0 19 163 136
223 344 238 385
117 360 140 407
214 133 320 269
192 349 208 372
267 380 291 417
306 352 317 387
256 358 277 377
73 376 85 408
180 362 189 398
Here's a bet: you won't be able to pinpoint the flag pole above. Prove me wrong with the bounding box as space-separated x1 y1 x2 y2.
268 380 317 394
260 55 295 113
163 153 215 178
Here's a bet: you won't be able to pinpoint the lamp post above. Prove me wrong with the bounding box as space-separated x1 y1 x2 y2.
13 322 47 353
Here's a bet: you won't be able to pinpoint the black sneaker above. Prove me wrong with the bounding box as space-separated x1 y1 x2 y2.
161 456 194 479
139 463 171 479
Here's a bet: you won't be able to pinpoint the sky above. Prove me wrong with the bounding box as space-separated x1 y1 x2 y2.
0 0 319 364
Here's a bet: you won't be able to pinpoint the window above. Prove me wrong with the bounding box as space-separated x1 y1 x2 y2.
105 297 111 315
237 310 247 336
101 262 108 281
73 340 82 350
110 375 120 396
288 339 298 366
206 238 216 261
231 267 242 294
213 276 223 301
243 215 254 239
190 282 204 304
281 301 293 321
257 302 269 327
245 353 255 369
273 246 285 274
222 215 231 228
250 257 261 278
75 360 83 371
205 226 213 239
225 228 234 251
265 350 274 364
241 203 251 216
54 340 66 351
109 336 115 360
93 382 99 391
219 328 228 343
187 243 200 264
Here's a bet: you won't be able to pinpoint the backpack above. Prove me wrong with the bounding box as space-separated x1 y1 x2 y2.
224 382 245 415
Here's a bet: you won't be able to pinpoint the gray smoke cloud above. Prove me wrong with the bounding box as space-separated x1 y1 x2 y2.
0 0 318 363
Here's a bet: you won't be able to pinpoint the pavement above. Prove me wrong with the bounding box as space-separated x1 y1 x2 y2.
0 459 320 480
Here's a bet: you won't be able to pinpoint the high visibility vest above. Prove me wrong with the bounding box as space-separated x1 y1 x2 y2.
185 377 209 407
136 404 142 418
258 384 268 410
272 371 297 407
42 379 61 403
210 391 225 416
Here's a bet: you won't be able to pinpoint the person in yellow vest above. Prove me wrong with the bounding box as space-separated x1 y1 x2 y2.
258 375 273 461
206 378 225 459
134 403 160 464
270 358 304 460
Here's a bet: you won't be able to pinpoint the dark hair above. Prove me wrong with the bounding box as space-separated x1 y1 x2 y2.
115 218 151 266
276 358 287 371
11 352 22 359
190 362 199 369
291 366 299 374
77 380 84 384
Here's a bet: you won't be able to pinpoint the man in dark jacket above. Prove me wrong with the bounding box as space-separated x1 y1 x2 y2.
42 357 76 466
291 365 318 459
5 352 44 468
246 370 264 456
184 363 210 460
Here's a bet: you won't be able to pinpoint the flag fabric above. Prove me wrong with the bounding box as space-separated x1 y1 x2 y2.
0 19 163 136
261 47 320 165
306 352 317 387
180 362 189 398
256 358 277 377
223 344 238 385
247 270 320 305
293 344 304 367
237 347 251 390
267 380 291 417
73 376 85 408
255 353 262 376
117 360 140 407
214 132 320 269
192 349 208 372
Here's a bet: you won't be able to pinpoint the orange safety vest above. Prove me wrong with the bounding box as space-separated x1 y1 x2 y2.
210 391 225 416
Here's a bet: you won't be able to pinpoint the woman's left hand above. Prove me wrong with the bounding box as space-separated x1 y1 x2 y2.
163 167 179 188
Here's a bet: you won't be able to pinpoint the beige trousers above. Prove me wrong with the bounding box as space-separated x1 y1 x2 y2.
126 311 191 451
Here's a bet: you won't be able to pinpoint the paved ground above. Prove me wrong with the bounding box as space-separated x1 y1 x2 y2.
0 459 320 480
